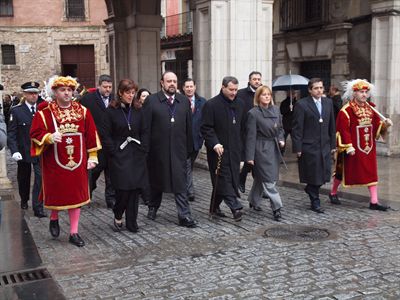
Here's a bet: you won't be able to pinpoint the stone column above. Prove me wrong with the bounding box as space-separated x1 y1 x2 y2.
106 13 162 92
371 0 400 155
192 0 274 99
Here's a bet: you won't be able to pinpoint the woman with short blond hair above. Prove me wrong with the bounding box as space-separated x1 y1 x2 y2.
245 85 285 221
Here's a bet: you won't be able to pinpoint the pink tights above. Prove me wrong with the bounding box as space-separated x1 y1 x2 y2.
330 178 378 204
50 208 81 234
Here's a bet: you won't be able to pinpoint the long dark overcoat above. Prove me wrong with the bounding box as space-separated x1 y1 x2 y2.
292 96 336 185
143 91 193 193
245 105 284 182
101 105 149 190
201 92 245 197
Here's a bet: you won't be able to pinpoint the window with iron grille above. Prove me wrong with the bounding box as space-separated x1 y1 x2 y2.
66 0 85 19
1 45 16 65
280 0 328 31
0 0 13 17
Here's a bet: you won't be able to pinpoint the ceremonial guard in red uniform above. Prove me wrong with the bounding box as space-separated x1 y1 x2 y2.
30 76 101 246
329 79 392 211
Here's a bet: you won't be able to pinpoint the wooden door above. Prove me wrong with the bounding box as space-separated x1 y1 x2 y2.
60 45 95 88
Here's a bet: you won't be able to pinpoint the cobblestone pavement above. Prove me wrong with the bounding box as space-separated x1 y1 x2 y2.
7 159 400 299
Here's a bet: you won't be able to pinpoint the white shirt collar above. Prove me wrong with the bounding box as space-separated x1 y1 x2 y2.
312 97 321 102
25 102 36 110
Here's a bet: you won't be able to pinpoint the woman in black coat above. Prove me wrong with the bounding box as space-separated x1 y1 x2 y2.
102 79 149 232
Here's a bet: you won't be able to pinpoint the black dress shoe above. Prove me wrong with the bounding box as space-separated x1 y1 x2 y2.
49 220 60 238
34 211 47 218
113 218 123 231
147 207 157 220
273 208 282 221
369 203 389 211
232 209 242 221
21 202 28 210
311 206 325 213
188 196 195 202
249 203 262 211
69 233 85 247
238 184 245 193
329 194 341 205
126 224 139 233
178 216 197 228
211 208 227 218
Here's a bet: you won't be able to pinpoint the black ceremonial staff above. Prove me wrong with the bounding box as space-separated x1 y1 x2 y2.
209 154 222 216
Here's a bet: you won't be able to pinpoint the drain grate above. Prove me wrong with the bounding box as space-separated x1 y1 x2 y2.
264 225 331 242
0 268 51 288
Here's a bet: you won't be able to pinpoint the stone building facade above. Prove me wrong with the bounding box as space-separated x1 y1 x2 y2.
0 0 109 94
273 0 400 155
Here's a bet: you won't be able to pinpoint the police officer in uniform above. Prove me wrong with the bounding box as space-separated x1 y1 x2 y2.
7 82 46 217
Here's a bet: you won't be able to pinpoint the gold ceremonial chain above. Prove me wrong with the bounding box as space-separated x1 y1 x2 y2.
50 101 83 123
350 100 373 125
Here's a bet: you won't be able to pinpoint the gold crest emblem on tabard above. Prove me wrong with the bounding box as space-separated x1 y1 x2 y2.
356 124 373 155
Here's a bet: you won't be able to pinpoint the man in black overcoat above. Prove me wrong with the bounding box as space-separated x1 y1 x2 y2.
292 78 336 213
80 74 116 208
201 76 245 221
236 71 262 193
143 71 196 228
7 81 46 217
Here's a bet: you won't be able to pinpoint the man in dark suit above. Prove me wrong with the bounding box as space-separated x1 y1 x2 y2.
7 81 46 217
143 71 197 228
237 71 262 193
182 78 206 202
80 74 116 208
292 78 336 213
201 76 245 221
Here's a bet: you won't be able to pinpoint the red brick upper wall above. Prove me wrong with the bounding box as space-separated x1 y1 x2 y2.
0 0 108 26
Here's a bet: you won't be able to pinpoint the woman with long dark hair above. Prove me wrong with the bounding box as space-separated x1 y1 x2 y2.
102 79 149 232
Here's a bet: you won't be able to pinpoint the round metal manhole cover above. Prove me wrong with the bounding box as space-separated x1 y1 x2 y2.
264 225 331 242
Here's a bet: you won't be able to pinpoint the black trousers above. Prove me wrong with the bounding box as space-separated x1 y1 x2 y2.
212 193 243 212
89 150 115 205
149 190 192 219
305 184 322 208
17 160 43 213
113 189 139 230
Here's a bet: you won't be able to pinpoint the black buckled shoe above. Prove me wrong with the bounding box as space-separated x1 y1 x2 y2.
49 220 60 238
21 202 28 210
273 208 282 221
249 203 262 211
311 206 325 213
178 216 197 228
232 209 243 222
329 194 341 205
147 207 157 220
34 211 47 218
69 233 85 247
369 203 389 211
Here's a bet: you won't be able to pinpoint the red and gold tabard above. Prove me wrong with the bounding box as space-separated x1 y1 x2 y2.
30 101 101 210
335 100 387 187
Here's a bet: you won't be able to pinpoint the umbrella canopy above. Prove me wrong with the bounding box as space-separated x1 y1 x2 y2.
272 74 309 91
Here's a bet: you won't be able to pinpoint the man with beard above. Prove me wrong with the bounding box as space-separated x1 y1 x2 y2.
144 71 196 228
237 71 262 193
201 76 245 221
329 79 392 210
